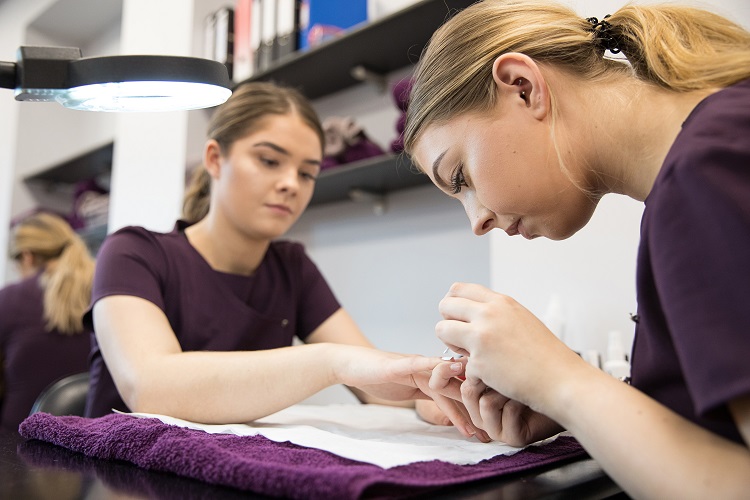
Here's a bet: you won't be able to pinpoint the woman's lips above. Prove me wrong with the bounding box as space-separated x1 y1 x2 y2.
505 219 534 239
266 204 293 215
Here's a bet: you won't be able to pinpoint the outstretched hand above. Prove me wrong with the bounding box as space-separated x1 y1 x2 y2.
335 346 490 441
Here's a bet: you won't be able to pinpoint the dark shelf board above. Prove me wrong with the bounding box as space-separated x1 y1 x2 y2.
309 154 430 206
238 0 474 99
23 142 113 184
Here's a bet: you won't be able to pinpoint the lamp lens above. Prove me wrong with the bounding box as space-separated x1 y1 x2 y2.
56 81 231 112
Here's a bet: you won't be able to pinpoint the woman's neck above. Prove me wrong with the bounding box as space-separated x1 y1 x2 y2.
557 74 717 201
184 216 270 276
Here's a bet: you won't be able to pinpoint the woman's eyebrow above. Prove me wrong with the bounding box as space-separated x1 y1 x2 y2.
253 141 321 166
253 141 289 155
432 149 449 190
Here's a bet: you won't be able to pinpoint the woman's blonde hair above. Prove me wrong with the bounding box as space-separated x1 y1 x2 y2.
404 0 750 154
10 213 95 334
183 82 325 223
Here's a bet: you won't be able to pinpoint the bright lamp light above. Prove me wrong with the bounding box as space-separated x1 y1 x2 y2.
1 46 232 112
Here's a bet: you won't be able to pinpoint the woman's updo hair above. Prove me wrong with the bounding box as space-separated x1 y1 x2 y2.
183 82 324 223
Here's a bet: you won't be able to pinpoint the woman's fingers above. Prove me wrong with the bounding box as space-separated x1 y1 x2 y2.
434 319 474 356
460 377 488 429
428 360 466 400
477 389 513 442
444 282 496 302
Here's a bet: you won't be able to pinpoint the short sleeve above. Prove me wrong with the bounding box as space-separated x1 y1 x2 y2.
292 246 340 340
649 114 750 416
83 227 169 329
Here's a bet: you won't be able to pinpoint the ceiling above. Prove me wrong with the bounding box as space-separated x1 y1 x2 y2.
26 0 122 47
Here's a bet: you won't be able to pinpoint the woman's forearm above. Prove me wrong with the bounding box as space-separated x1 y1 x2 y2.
124 343 341 422
547 365 750 499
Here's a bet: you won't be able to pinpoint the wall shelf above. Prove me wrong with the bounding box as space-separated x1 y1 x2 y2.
23 142 113 185
241 0 471 206
310 154 429 206
239 0 474 99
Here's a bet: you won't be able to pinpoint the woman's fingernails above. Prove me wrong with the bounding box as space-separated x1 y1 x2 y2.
450 362 462 372
465 424 477 436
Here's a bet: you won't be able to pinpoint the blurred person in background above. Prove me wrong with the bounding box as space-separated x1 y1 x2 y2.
0 212 94 431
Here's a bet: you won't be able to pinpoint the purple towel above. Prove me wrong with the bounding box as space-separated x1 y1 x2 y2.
19 412 586 499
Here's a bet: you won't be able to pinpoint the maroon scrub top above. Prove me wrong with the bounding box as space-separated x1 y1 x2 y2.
0 274 90 431
84 221 340 417
632 78 750 444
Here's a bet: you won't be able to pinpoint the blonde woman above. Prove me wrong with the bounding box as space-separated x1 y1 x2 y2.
0 212 94 430
404 1 750 497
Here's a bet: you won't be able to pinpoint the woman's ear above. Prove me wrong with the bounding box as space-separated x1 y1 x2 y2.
203 139 223 179
491 53 550 120
17 250 39 277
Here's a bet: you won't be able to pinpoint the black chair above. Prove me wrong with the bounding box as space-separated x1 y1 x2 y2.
29 372 90 417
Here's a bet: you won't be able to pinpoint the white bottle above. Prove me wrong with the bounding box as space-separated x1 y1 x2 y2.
542 293 566 341
604 330 631 380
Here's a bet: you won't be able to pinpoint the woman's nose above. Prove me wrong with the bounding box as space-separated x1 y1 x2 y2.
277 168 299 193
464 200 496 236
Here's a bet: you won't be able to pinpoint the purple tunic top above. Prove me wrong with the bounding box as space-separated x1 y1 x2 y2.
0 274 90 431
84 221 340 417
632 78 750 444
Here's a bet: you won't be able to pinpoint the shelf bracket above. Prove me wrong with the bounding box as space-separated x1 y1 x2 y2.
350 65 388 94
348 188 386 215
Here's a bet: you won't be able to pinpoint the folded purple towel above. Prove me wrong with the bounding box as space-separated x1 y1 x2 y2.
19 412 586 499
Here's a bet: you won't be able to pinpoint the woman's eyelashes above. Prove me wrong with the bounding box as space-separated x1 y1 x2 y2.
299 169 318 182
259 155 280 168
256 151 318 182
450 162 468 194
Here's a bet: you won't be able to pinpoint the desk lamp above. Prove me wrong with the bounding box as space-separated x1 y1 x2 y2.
0 46 232 112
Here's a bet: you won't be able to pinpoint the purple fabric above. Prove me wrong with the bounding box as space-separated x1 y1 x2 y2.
391 114 407 153
391 78 413 112
19 412 586 499
632 78 750 444
0 274 90 431
83 221 341 418
339 136 385 164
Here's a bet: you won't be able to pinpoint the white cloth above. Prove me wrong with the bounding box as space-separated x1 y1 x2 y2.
124 404 539 469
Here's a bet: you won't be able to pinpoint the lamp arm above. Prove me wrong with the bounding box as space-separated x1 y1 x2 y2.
0 61 16 90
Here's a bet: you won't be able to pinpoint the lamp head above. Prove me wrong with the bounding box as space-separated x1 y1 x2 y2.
2 46 232 112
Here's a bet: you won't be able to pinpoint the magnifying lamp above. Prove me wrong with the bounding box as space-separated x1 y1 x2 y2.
0 46 232 112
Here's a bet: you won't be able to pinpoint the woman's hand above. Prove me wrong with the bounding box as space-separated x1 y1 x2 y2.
459 374 563 446
435 282 585 413
334 346 489 441
412 391 490 442
430 359 562 446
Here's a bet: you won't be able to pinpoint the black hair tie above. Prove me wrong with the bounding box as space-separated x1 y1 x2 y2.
586 15 621 54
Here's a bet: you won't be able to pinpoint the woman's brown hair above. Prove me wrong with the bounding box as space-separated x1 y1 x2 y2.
183 82 325 223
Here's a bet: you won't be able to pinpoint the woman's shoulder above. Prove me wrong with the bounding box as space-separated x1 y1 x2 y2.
658 79 750 184
0 275 41 324
0 275 40 301
99 223 185 256
681 78 750 141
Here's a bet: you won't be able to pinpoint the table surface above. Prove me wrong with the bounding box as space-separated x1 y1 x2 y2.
0 429 627 499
